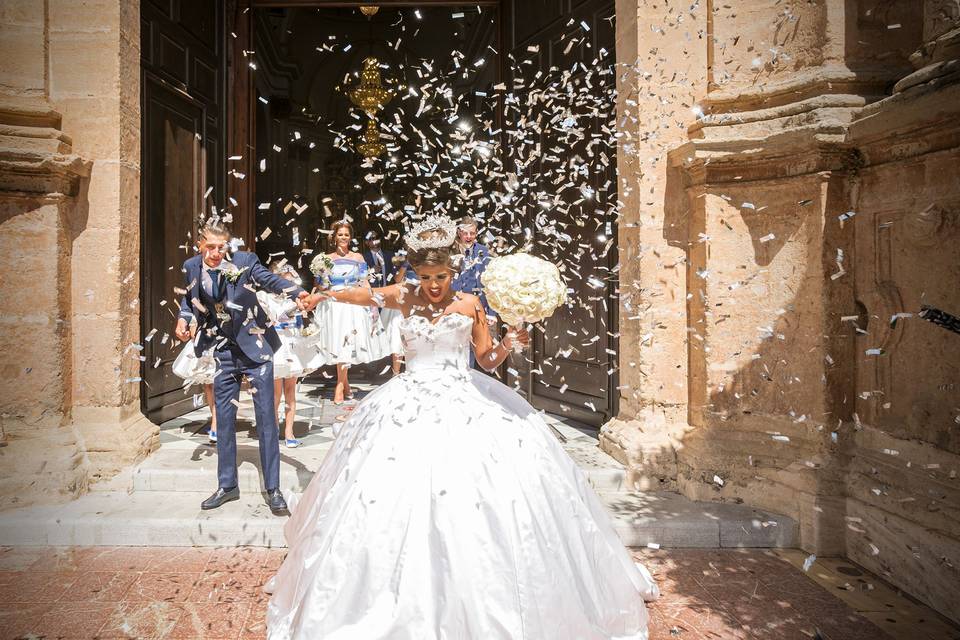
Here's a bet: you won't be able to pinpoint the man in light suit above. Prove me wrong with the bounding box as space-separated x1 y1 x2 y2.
175 222 309 514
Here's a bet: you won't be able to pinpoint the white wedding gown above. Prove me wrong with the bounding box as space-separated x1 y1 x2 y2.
267 313 657 640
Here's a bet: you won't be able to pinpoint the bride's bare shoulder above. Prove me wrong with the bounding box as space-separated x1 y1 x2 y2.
454 291 482 309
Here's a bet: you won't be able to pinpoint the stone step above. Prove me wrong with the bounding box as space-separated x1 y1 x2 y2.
130 447 329 494
599 491 798 549
0 491 292 548
128 439 629 494
0 489 797 549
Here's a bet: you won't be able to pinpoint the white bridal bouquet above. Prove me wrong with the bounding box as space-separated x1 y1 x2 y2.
481 252 568 351
309 253 335 290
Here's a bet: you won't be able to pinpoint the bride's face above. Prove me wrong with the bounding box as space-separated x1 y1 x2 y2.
415 265 453 304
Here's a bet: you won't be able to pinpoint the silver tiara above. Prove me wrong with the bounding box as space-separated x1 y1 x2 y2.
404 214 458 252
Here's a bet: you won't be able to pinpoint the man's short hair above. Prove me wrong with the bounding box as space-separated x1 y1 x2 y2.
199 220 231 240
457 216 478 229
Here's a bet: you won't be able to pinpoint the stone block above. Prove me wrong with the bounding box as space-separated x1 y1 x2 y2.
52 96 120 160
0 27 47 96
0 427 89 511
49 31 120 99
71 226 122 315
71 312 127 407
73 409 158 482
0 0 46 24
719 512 799 548
0 200 71 427
48 0 120 36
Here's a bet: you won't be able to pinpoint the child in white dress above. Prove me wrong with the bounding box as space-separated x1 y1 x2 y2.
257 264 314 448
171 322 219 443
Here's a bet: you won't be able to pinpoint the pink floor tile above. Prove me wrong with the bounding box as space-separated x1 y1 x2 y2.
125 572 201 603
59 570 139 603
167 602 252 639
97 601 184 639
143 547 214 573
190 571 269 604
0 571 76 604
74 547 158 573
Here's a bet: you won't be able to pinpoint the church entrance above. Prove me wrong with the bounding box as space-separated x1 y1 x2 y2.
140 0 620 426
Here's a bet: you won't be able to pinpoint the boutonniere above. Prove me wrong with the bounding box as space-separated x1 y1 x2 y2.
222 265 248 284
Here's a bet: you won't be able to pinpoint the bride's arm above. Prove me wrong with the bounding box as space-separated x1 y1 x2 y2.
303 283 407 311
471 298 529 371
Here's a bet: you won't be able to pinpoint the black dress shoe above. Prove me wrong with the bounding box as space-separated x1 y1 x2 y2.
266 488 289 515
201 487 239 510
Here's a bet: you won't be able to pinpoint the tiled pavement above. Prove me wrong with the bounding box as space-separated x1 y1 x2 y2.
2 372 956 638
0 545 957 640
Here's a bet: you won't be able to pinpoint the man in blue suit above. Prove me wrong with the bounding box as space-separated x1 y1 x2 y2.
175 222 308 514
452 215 492 313
451 216 495 368
362 230 396 288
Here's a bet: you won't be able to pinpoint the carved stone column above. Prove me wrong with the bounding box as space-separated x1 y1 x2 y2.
600 0 709 491
0 0 155 510
0 0 93 505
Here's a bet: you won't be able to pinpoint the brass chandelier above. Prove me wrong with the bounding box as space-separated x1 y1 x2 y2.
347 57 396 158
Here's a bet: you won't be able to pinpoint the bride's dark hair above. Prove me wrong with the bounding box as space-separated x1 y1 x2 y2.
406 228 459 270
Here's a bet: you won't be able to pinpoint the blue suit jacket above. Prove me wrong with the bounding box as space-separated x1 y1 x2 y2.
363 249 396 287
178 252 305 363
452 242 492 314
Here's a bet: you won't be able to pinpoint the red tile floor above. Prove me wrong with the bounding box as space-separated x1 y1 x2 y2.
0 546 955 639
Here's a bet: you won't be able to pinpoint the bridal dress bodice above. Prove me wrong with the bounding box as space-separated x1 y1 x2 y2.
399 313 473 375
268 308 657 640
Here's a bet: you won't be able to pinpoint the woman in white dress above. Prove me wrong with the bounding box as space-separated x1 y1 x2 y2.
266 216 657 640
309 220 389 403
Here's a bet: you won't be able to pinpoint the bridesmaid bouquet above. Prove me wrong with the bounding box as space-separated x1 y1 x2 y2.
481 252 568 352
309 254 335 290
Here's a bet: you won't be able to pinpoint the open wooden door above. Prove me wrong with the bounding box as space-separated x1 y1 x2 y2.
140 0 226 423
503 0 618 426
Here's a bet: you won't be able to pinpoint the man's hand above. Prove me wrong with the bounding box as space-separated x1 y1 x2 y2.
296 291 311 311
297 291 327 311
175 318 192 342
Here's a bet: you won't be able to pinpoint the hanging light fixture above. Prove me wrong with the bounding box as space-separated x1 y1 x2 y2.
356 119 386 158
359 6 379 17
347 57 396 159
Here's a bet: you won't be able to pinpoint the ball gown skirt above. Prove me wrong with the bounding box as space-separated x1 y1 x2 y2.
267 314 656 639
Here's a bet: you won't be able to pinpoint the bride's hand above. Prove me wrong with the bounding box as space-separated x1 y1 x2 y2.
505 326 530 349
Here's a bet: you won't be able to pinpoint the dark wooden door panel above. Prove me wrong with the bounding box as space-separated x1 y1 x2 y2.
140 78 205 422
140 0 225 424
504 0 617 425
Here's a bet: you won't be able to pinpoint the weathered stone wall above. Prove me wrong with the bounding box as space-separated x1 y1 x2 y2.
607 0 960 623
0 0 154 510
47 0 155 483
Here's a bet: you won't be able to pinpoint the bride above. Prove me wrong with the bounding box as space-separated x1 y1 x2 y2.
268 215 658 639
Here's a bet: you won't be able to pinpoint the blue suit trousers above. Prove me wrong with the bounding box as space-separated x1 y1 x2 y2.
213 345 280 491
